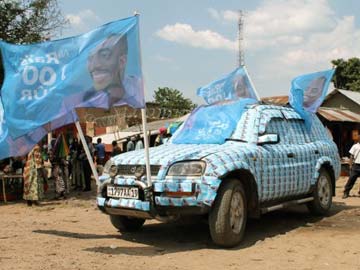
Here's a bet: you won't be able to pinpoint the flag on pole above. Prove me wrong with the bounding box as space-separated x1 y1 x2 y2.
289 69 335 113
0 15 144 139
289 69 335 129
0 99 76 159
53 133 70 159
172 98 256 144
197 67 258 104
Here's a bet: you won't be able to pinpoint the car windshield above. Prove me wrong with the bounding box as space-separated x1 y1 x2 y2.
171 98 257 144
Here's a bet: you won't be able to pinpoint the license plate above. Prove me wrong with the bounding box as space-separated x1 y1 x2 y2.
107 186 139 199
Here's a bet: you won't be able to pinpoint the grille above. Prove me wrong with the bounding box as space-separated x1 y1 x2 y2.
117 165 161 176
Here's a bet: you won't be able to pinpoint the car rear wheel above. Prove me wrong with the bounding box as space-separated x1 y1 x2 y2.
307 169 332 215
209 179 247 247
109 215 145 232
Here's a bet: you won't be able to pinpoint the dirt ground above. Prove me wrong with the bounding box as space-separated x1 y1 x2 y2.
1 177 360 270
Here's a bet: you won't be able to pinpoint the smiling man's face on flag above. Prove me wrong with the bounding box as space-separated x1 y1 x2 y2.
87 35 128 92
303 76 326 109
234 74 251 98
0 15 145 158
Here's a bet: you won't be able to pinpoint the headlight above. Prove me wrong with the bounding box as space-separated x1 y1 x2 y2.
167 161 206 176
103 159 115 174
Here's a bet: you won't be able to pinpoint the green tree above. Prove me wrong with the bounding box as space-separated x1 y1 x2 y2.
331 58 360 92
154 87 196 118
0 0 67 85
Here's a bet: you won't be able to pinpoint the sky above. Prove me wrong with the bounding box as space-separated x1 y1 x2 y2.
58 0 360 104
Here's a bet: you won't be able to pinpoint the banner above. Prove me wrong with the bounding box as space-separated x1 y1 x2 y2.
197 67 258 104
0 100 77 159
172 98 256 144
0 15 144 139
289 69 335 113
289 69 335 129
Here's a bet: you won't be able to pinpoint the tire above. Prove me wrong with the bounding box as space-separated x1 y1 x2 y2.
307 169 332 216
209 179 247 247
109 215 145 232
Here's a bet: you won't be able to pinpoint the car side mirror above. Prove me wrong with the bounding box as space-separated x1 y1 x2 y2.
257 134 279 145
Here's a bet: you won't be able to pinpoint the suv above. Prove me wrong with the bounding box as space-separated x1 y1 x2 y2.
97 104 340 247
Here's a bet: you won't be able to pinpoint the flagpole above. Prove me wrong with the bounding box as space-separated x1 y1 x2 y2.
134 11 152 188
244 66 261 101
75 121 100 187
141 108 152 187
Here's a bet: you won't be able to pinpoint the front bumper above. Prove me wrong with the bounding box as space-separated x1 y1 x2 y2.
97 175 221 218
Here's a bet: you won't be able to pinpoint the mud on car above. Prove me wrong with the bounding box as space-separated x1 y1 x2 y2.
97 103 340 247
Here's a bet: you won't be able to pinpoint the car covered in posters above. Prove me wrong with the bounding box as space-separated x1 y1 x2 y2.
97 101 340 247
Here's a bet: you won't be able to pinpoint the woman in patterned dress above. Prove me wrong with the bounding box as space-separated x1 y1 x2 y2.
52 159 67 199
23 144 44 206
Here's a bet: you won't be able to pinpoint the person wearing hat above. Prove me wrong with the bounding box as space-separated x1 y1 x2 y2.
155 127 167 146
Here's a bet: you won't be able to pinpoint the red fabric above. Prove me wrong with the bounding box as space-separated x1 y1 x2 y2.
159 127 166 134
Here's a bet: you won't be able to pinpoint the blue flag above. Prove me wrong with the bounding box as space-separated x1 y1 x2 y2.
289 69 335 129
172 98 257 144
0 100 77 159
0 15 144 139
197 67 258 104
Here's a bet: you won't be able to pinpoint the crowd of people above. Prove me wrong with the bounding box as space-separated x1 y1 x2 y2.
0 134 98 206
0 126 174 206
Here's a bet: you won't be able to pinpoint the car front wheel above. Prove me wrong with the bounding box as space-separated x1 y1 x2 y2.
307 169 332 215
209 179 247 247
109 215 145 232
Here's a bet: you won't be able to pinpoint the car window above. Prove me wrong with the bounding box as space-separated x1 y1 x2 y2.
258 109 283 134
285 119 308 144
265 118 287 144
231 107 258 143
264 117 308 145
308 114 330 142
282 109 302 120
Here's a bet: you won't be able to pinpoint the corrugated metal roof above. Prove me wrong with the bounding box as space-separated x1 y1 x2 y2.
261 96 288 105
122 116 186 132
317 107 360 122
337 89 360 105
326 89 360 105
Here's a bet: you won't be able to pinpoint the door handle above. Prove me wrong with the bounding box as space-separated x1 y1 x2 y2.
315 150 319 154
287 153 295 158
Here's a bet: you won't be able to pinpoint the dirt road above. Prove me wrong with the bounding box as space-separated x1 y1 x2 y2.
1 177 360 270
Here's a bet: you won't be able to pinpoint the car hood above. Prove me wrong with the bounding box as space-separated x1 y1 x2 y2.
112 143 227 166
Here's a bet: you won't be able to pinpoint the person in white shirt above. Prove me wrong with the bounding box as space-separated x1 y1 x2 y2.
343 136 360 198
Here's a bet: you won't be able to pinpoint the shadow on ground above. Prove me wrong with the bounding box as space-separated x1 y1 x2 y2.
33 229 120 240
33 201 359 255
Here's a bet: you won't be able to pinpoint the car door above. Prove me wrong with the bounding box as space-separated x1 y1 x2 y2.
281 109 316 196
257 109 294 202
258 108 314 201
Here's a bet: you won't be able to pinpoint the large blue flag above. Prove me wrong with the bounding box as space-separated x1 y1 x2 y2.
0 100 77 159
172 98 257 144
0 15 144 139
289 69 335 129
197 67 258 104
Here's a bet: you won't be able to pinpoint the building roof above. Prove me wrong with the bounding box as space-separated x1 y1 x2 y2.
317 107 360 122
261 96 288 105
122 114 188 133
93 131 138 145
326 89 360 105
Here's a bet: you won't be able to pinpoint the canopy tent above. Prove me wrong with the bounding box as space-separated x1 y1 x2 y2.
122 114 189 133
93 113 190 147
93 131 138 145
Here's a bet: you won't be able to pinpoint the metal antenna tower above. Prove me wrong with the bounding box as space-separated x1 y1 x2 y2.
238 10 245 67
